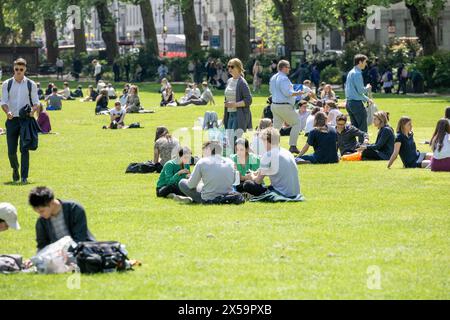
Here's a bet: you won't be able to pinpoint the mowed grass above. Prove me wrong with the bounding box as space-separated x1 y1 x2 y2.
0 79 449 300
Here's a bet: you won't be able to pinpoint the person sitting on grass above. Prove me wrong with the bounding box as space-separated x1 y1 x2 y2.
230 138 260 193
82 85 98 102
36 103 52 134
45 87 65 111
58 82 74 100
296 112 339 164
388 116 433 169
324 100 342 127
36 82 45 100
160 78 171 93
175 141 236 204
243 127 301 198
72 85 83 98
160 86 177 107
320 84 336 102
105 101 126 129
125 85 142 113
107 83 117 99
156 146 192 198
300 80 318 103
119 87 129 106
176 82 215 106
304 106 321 137
191 83 201 99
358 111 395 161
430 118 450 172
336 114 369 156
154 126 180 166
95 88 109 114
29 186 95 251
298 100 310 133
45 82 54 97
251 118 273 157
0 202 21 232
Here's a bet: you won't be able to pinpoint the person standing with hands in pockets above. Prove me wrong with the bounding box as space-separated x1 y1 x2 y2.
269 60 304 154
1 58 40 184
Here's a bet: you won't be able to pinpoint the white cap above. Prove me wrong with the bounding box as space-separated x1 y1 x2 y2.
0 202 21 230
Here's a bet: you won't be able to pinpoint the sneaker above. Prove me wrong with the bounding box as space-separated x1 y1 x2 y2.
167 193 176 199
241 192 253 201
21 178 29 185
12 169 20 183
173 195 193 204
289 146 301 154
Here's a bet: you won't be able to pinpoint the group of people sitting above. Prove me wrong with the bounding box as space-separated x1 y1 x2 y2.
154 126 303 204
157 78 216 107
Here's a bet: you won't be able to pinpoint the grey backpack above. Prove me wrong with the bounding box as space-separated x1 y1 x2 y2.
0 254 23 273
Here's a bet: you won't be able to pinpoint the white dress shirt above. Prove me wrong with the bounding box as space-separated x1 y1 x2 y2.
1 76 39 117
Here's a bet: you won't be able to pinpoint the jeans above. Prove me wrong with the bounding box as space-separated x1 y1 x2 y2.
346 100 368 133
6 118 30 180
156 184 183 198
178 179 203 203
227 112 238 130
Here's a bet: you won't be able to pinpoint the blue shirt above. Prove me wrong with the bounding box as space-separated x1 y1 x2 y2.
345 66 369 102
269 72 296 106
395 132 420 168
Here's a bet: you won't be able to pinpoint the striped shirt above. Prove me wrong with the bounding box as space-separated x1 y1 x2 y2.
50 209 70 241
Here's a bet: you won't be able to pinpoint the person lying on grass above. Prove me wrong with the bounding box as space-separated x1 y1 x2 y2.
387 116 433 169
295 112 339 165
0 202 20 232
357 111 395 161
29 186 95 251
174 141 236 204
243 127 301 198
156 146 191 198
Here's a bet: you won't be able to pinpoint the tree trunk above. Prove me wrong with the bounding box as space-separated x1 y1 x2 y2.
181 0 201 56
44 18 59 64
230 0 250 62
139 0 159 56
272 0 303 61
405 2 438 56
20 21 34 44
95 0 119 64
74 20 87 57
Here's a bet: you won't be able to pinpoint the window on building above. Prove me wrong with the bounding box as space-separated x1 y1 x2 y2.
437 18 444 46
210 0 214 14
219 0 224 12
404 19 410 36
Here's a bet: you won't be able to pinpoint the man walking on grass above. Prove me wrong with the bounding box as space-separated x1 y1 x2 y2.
1 58 40 184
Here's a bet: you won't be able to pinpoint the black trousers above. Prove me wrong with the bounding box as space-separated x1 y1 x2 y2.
6 118 30 180
156 184 183 198
362 148 383 160
242 180 267 196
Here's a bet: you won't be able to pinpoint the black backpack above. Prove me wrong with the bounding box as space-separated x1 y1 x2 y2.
125 161 162 174
71 241 129 274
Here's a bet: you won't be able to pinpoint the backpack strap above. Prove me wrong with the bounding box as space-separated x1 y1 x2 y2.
7 78 13 95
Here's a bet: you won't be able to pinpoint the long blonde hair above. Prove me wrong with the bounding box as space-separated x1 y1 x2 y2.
228 58 245 77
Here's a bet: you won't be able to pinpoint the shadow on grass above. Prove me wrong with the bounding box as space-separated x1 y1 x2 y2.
3 181 35 187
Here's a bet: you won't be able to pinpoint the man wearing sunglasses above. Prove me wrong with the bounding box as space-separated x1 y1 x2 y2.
1 58 40 184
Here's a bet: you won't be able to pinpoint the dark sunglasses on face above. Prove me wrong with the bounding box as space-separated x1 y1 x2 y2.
15 68 24 72
227 65 234 69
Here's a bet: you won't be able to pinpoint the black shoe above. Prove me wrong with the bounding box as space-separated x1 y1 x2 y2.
21 178 29 185
12 169 20 182
289 146 301 154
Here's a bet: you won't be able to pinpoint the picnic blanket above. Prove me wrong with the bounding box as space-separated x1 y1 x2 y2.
250 189 305 203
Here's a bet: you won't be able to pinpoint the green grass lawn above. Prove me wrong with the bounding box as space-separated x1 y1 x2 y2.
0 80 449 299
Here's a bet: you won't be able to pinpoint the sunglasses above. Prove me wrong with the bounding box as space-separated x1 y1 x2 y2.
227 65 235 69
337 122 346 126
15 68 25 72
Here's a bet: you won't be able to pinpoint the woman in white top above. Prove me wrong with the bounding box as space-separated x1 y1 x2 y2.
251 118 272 157
252 60 263 93
320 84 336 101
430 118 450 172
325 100 343 126
305 107 321 135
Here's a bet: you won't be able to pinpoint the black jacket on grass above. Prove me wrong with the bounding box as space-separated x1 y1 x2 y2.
35 200 95 251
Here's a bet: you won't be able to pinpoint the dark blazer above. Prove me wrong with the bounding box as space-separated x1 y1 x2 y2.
223 76 253 132
19 105 41 151
35 200 96 251
366 126 395 160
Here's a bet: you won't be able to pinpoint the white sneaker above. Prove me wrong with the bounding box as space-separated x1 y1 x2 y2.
173 195 193 204
167 193 176 199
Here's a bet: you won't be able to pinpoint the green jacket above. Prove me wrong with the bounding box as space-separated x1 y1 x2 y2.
230 153 260 176
156 159 190 189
